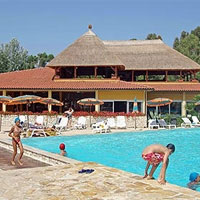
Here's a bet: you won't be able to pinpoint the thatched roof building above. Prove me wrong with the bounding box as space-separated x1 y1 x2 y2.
104 40 200 70
47 26 200 71
47 28 124 69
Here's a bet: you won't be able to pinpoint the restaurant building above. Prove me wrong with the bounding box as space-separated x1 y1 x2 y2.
1 25 200 116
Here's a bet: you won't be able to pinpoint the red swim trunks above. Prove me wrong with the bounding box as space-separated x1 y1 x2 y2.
142 153 164 165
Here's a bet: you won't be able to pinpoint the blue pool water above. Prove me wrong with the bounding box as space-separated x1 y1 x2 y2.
22 128 200 190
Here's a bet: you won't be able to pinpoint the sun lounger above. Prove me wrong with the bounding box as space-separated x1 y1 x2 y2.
106 118 116 129
192 116 200 127
92 121 111 133
181 117 193 128
74 116 87 129
148 119 159 129
116 116 126 129
54 117 68 134
158 119 176 129
30 128 47 137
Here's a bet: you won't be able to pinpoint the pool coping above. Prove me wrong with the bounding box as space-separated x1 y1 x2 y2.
0 138 80 166
1 137 200 199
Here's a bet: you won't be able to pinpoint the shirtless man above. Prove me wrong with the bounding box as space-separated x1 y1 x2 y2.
8 117 24 166
142 143 175 184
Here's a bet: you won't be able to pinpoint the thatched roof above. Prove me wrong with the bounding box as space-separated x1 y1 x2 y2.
103 40 200 70
47 26 200 71
47 28 124 68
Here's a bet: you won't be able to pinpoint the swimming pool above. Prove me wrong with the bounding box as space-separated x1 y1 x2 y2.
22 128 200 190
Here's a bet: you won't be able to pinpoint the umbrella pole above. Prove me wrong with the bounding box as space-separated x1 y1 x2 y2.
0 114 2 132
26 103 29 129
134 114 136 130
89 105 91 127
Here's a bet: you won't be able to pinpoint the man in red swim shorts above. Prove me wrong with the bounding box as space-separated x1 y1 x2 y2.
142 143 175 185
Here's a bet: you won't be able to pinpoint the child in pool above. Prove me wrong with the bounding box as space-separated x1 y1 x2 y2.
8 117 24 166
59 143 67 156
142 143 175 184
187 172 200 190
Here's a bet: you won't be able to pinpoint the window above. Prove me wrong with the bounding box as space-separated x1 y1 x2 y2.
114 101 127 112
170 102 181 115
100 102 113 112
129 102 142 112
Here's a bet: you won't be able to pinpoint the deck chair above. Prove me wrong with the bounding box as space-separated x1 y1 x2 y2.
116 116 126 129
192 116 200 127
106 118 116 129
181 117 193 128
158 119 176 129
54 117 68 134
35 116 44 127
148 119 159 129
74 116 87 129
29 116 44 129
19 115 28 130
28 116 46 137
30 129 47 137
92 121 111 133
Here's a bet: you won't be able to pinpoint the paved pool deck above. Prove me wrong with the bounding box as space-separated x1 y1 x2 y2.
0 128 200 199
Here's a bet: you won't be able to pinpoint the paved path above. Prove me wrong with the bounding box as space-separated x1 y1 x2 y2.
0 146 49 170
1 162 200 200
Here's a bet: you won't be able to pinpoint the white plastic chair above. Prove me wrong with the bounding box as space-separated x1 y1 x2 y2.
116 116 126 129
181 117 192 128
92 121 110 133
158 119 176 129
192 116 200 127
107 118 116 129
74 116 87 129
148 119 159 129
35 116 44 127
55 117 68 134
19 115 27 124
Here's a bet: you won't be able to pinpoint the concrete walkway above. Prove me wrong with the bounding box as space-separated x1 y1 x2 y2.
0 146 49 171
0 129 200 199
1 162 200 200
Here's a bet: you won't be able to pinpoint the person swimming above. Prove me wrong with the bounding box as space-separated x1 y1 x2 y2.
187 172 200 190
8 117 24 166
59 143 67 156
142 143 175 184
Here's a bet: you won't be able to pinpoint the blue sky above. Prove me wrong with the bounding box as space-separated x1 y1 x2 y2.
0 0 200 55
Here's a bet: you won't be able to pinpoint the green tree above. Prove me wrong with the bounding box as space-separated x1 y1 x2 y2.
185 94 200 117
191 26 200 39
27 55 38 69
180 31 189 40
0 39 54 73
0 38 31 72
173 37 179 49
146 33 162 40
175 34 200 63
37 53 54 67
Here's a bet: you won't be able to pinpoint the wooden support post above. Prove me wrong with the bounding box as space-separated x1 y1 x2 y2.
115 66 118 78
165 71 168 82
132 71 134 82
94 67 97 78
74 67 77 78
20 91 23 112
59 92 62 114
194 71 197 80
146 71 148 82
48 90 52 113
182 92 186 116
2 90 6 112
95 90 100 112
180 70 182 77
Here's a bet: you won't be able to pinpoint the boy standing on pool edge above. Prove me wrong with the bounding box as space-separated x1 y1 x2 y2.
142 143 175 184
